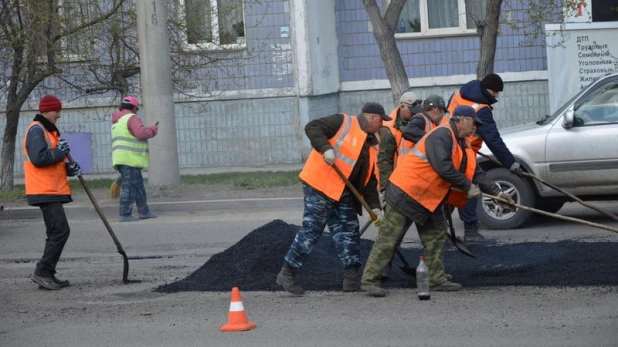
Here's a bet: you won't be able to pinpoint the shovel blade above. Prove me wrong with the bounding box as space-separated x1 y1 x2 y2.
450 235 476 258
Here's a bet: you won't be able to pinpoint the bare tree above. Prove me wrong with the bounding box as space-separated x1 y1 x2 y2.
0 0 264 189
363 0 588 97
0 0 125 190
475 0 503 78
363 0 409 104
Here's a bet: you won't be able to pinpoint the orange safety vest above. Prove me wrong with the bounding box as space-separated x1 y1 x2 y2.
23 122 71 196
445 89 490 152
389 124 476 211
299 114 377 201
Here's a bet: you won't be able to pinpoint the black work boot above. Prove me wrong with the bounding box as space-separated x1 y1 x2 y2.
343 264 362 292
463 222 497 246
52 275 70 288
32 273 61 290
276 262 304 296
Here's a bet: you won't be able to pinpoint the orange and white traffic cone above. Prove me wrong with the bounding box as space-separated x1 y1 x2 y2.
220 287 257 332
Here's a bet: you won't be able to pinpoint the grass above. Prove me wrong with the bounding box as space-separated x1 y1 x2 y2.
0 170 302 200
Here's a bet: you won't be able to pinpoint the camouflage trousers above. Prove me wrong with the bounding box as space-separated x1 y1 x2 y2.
284 184 360 269
362 204 448 286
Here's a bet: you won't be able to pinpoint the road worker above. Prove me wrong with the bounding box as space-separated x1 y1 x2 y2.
276 102 389 295
361 106 513 297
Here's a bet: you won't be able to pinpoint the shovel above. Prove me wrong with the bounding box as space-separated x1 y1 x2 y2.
331 164 416 276
477 151 618 222
67 154 136 283
486 192 618 234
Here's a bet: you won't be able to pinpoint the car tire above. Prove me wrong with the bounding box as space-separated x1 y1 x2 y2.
535 198 566 214
477 168 535 230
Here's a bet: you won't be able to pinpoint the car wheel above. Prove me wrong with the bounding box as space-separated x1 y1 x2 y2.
477 168 535 230
535 198 566 214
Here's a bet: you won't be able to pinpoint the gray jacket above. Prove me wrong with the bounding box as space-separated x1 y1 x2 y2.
386 120 501 225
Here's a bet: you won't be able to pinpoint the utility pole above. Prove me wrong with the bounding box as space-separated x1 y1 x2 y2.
135 0 180 185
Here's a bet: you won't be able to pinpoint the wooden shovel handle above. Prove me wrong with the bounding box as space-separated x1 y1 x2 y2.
483 192 618 234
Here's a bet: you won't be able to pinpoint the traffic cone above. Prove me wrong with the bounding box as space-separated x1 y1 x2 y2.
220 287 257 332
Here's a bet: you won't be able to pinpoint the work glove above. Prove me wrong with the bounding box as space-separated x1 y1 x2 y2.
495 191 515 210
466 184 481 199
110 175 122 198
56 139 70 154
509 162 524 177
67 161 82 177
371 208 383 227
323 149 335 165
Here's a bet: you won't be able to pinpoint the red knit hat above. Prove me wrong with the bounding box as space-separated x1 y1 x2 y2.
39 95 63 113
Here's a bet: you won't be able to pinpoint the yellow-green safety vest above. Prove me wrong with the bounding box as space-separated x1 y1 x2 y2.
111 114 149 169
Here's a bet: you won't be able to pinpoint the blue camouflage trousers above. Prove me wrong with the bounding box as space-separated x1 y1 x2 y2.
117 165 150 217
284 184 361 269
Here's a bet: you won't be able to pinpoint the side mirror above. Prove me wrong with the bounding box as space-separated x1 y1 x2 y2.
563 107 574 128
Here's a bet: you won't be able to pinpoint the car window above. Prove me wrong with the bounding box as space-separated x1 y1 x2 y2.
573 82 618 126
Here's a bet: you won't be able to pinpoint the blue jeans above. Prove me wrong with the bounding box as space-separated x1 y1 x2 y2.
458 198 478 224
284 184 361 269
117 165 150 217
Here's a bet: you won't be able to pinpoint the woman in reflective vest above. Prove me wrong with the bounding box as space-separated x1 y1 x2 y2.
111 114 150 169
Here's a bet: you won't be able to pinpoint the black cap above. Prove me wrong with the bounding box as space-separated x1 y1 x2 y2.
423 95 447 111
361 102 392 121
481 73 504 92
453 105 483 124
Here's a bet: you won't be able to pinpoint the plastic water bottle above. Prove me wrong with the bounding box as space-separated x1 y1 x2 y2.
416 255 430 300
399 18 406 33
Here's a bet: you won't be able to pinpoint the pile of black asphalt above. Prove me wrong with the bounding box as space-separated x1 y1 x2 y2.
155 219 618 293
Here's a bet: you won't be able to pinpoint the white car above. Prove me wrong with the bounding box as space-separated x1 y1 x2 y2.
477 71 618 229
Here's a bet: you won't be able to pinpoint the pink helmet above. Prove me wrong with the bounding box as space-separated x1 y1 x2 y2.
122 96 140 110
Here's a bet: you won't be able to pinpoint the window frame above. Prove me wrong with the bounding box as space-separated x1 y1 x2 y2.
174 0 246 52
388 0 480 39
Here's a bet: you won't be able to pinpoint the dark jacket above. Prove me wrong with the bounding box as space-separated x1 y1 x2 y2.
25 115 72 206
402 112 435 144
456 80 516 168
376 108 409 191
304 113 381 214
386 119 502 225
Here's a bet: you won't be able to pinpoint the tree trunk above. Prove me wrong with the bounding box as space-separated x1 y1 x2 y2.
1 108 21 190
476 0 503 79
363 0 409 105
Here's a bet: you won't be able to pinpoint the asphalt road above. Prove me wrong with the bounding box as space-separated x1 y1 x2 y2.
1 199 617 346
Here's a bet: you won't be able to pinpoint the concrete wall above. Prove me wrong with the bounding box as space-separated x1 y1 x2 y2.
336 0 547 81
2 78 549 176
1 0 554 177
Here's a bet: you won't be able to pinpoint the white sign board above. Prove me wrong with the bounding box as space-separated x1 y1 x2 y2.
545 22 618 114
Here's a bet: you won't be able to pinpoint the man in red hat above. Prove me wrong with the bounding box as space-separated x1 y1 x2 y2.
25 95 81 290
111 95 158 222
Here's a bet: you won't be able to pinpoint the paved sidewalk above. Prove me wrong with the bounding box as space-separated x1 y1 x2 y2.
1 164 304 221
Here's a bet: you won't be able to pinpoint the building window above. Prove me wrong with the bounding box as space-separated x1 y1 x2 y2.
178 0 245 49
393 0 487 37
59 0 95 60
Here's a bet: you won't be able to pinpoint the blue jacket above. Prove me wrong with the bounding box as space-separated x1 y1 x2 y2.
457 80 516 168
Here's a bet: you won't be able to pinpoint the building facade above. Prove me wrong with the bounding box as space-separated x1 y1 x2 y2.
1 0 612 176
